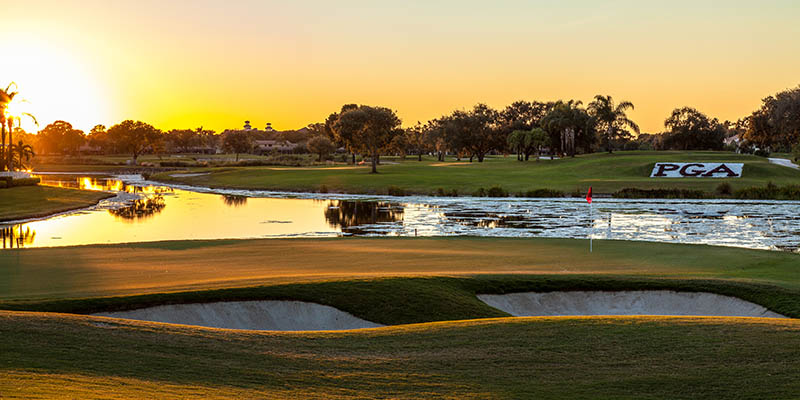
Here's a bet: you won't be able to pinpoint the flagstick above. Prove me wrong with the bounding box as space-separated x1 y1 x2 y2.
589 201 593 253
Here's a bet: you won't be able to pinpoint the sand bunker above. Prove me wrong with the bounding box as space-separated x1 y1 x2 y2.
478 291 786 318
93 300 383 331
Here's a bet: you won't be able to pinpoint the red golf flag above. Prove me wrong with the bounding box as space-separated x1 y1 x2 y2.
586 187 592 204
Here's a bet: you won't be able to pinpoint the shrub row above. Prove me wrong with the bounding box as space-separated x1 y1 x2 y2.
733 183 800 200
0 177 41 189
613 188 707 199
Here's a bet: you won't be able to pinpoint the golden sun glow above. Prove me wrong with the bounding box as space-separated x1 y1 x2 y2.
3 38 109 133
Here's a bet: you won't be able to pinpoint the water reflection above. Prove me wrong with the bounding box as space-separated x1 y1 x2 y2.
222 195 248 207
35 174 170 195
1 225 36 249
3 174 800 252
109 196 166 221
324 201 404 234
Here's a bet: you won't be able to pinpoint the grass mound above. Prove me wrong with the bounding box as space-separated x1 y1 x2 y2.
3 311 800 399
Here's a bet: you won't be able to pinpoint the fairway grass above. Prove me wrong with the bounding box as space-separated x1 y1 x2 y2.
151 151 800 196
4 237 800 398
0 185 114 222
2 312 800 399
3 237 799 302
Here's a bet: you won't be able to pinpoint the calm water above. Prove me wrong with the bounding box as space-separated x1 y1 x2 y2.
1 173 799 252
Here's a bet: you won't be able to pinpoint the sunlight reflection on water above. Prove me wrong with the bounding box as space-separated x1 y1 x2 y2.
1 174 798 252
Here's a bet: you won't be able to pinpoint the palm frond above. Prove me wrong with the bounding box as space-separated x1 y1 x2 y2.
21 112 38 126
623 117 641 134
616 101 635 112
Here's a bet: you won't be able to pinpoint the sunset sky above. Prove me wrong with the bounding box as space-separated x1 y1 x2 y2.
3 0 799 134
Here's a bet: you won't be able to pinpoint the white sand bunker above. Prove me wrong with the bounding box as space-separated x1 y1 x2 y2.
93 300 383 331
478 291 786 318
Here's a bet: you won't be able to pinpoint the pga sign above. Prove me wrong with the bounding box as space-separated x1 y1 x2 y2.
650 162 743 178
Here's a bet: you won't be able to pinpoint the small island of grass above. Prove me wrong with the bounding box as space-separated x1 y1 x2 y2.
0 185 115 222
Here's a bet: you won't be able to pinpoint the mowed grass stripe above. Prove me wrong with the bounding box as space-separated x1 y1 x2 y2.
2 311 800 399
2 237 799 302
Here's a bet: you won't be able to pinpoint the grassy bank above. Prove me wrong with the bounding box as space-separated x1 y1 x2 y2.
2 312 799 399
150 151 800 196
3 237 800 301
0 185 114 222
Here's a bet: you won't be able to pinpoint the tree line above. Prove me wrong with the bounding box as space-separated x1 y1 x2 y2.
4 82 799 172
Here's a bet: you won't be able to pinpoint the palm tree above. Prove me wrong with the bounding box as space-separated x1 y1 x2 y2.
0 83 16 171
10 141 35 170
542 100 584 157
588 95 640 154
0 82 36 171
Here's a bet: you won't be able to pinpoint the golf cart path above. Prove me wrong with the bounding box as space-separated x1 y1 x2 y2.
768 158 799 169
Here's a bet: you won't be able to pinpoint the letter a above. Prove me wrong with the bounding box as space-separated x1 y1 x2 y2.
702 164 738 177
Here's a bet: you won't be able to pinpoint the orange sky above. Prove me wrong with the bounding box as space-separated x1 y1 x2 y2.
2 0 799 134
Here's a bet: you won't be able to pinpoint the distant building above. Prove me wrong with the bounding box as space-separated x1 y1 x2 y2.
265 123 274 132
253 139 299 154
244 120 252 131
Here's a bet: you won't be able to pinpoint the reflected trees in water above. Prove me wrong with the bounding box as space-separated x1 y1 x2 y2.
324 200 404 234
222 195 248 207
1 225 36 249
109 196 166 221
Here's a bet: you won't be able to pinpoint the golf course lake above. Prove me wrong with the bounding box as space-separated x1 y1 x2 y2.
2 173 799 251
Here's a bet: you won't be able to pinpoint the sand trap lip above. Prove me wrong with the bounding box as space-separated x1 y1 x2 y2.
478 291 786 318
93 300 383 331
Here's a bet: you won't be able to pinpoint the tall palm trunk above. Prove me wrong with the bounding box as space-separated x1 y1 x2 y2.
1 122 5 171
607 125 613 154
6 121 13 170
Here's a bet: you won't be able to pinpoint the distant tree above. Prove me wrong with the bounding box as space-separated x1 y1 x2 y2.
661 107 725 150
507 127 549 161
221 130 253 161
442 104 502 163
425 118 455 162
542 100 594 157
86 125 110 153
165 129 199 153
106 120 163 164
37 120 85 155
325 104 359 163
307 122 327 137
389 133 409 159
588 95 639 154
195 127 217 152
404 122 428 161
306 135 336 161
332 105 402 173
497 100 551 153
743 85 800 151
